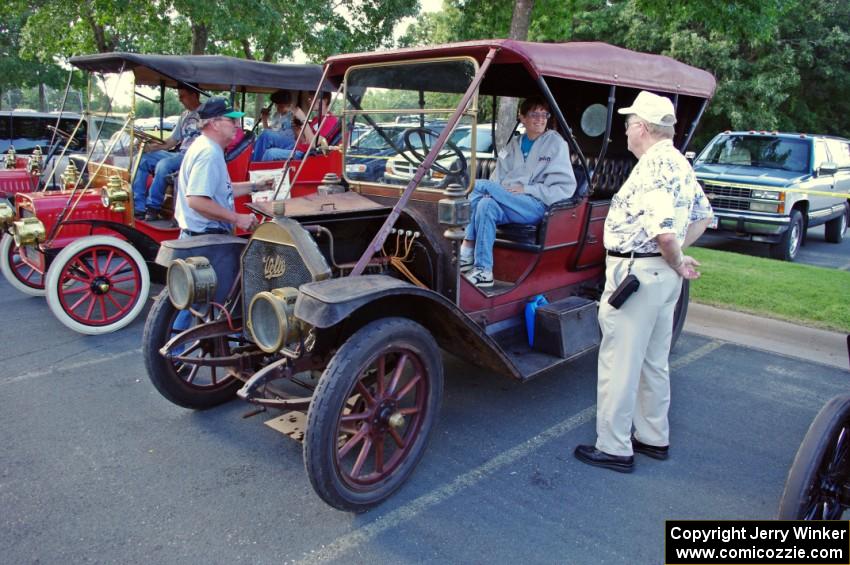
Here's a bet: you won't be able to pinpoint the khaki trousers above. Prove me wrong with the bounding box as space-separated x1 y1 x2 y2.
595 255 682 456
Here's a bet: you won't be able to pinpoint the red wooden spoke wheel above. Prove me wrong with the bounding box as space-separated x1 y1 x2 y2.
0 233 45 296
46 236 150 335
143 289 243 409
305 317 443 512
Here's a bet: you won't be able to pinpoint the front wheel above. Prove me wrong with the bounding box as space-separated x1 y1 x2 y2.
142 289 242 409
45 235 150 335
770 210 803 261
304 317 444 512
0 233 46 296
778 394 850 519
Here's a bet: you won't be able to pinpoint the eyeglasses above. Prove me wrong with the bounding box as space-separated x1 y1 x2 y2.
526 111 551 120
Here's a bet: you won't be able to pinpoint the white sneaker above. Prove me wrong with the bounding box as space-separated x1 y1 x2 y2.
459 254 474 272
465 268 493 288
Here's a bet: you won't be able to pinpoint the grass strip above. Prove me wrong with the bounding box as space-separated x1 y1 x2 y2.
687 247 850 333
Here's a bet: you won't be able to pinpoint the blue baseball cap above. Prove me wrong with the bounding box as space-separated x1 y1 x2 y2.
198 97 245 119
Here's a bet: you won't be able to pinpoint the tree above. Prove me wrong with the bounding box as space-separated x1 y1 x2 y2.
495 0 535 149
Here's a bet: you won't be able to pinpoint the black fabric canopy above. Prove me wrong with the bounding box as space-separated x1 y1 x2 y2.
69 53 329 94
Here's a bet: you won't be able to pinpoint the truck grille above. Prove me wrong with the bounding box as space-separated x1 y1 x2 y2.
703 183 753 211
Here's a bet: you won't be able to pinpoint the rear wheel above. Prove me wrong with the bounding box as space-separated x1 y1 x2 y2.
142 289 242 409
45 235 149 334
770 210 803 261
778 394 850 519
824 204 848 244
0 233 46 296
304 317 443 512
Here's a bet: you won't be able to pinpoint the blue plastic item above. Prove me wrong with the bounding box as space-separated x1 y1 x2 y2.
525 294 549 347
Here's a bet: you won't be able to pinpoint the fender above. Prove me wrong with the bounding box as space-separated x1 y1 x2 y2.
295 274 522 379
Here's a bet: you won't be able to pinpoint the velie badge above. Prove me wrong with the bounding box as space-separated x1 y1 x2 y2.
262 254 286 279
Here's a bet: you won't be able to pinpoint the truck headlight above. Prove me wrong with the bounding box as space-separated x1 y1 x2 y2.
751 189 781 200
750 202 780 213
167 257 217 310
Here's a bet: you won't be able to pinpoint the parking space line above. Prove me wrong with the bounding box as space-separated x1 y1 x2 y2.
2 348 142 386
294 339 724 564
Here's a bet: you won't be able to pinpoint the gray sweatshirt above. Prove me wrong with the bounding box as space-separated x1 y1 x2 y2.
491 129 577 206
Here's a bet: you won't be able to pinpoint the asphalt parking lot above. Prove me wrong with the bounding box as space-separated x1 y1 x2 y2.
2 279 848 565
697 224 850 270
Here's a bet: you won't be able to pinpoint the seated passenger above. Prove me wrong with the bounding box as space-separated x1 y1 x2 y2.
132 83 202 221
250 90 295 161
461 97 577 288
262 91 339 161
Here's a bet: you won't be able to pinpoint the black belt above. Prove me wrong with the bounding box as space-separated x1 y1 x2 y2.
181 228 230 236
607 250 662 258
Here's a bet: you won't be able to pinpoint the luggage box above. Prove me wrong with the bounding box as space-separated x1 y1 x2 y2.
533 296 600 359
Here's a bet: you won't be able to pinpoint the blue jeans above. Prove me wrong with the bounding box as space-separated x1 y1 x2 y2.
251 129 295 161
464 179 546 272
133 150 184 212
262 147 304 162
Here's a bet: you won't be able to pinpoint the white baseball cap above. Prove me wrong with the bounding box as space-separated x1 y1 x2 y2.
618 91 677 126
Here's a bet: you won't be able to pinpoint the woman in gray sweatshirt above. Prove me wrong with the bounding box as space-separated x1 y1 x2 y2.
461 97 577 287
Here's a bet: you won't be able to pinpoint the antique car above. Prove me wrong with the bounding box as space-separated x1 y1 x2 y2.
0 53 339 334
143 40 715 511
694 131 850 260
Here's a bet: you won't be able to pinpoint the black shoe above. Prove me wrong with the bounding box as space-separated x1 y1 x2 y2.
574 445 634 473
631 435 669 460
144 208 163 221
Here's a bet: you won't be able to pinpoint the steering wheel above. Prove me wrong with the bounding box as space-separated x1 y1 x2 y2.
132 128 163 145
46 125 81 149
402 127 468 185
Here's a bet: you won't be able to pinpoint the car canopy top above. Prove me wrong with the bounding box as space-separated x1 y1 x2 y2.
326 39 716 99
69 53 328 94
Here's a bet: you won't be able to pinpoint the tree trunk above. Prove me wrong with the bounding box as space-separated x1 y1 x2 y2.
38 83 46 112
496 0 536 150
191 23 208 55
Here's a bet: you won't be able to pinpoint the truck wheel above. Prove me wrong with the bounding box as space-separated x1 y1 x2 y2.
670 279 689 352
824 204 848 244
45 235 149 335
770 210 803 261
0 233 46 296
304 317 443 512
143 289 242 409
778 394 850 519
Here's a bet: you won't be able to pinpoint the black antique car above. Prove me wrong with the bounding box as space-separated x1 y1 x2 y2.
143 40 715 511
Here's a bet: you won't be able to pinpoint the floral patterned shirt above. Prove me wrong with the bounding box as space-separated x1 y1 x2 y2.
604 139 712 253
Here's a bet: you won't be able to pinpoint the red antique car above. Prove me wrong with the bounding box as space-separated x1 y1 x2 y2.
144 40 715 510
0 53 341 334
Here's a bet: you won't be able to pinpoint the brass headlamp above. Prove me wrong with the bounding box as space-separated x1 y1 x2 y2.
26 146 43 175
247 287 302 353
12 217 46 247
167 257 218 310
61 161 79 188
101 176 130 213
0 202 15 231
4 147 16 169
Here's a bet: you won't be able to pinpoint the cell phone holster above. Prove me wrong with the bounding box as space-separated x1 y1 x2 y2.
607 274 640 309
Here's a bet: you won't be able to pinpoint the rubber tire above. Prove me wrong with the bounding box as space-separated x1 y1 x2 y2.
142 289 241 410
824 204 848 244
304 317 444 512
45 235 150 335
0 233 46 296
778 394 850 519
770 209 804 261
670 279 689 353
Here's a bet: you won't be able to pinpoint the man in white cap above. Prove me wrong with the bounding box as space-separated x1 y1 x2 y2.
574 90 713 473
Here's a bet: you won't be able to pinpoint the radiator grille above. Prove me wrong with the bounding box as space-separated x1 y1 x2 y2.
241 239 315 323
703 184 753 211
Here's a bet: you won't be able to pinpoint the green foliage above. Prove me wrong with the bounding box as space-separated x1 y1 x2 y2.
688 247 850 332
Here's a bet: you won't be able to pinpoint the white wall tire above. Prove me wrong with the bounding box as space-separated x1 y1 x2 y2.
45 235 150 335
0 233 46 296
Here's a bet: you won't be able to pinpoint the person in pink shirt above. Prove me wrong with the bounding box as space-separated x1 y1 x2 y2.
261 91 339 161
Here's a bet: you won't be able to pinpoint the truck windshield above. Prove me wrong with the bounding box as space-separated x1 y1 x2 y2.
696 135 810 173
0 114 87 154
